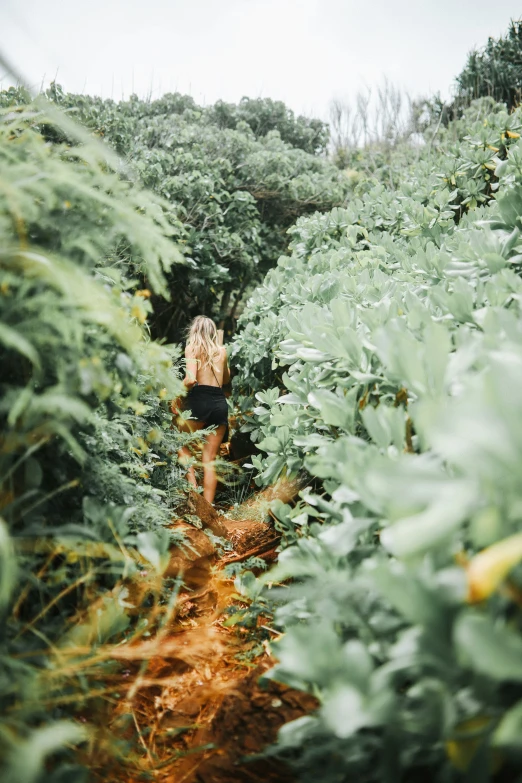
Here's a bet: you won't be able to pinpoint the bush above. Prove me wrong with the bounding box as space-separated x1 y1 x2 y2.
232 97 522 781
26 86 347 339
0 96 193 781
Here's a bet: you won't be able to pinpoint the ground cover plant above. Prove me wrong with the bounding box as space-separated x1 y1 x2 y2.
231 95 522 781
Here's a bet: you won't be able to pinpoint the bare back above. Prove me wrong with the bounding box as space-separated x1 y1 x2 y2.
184 345 230 388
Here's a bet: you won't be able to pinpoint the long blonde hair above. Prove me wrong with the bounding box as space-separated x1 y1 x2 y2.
186 315 221 373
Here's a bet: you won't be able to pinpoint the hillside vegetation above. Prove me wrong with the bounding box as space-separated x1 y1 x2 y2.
3 17 522 783
44 86 347 339
455 20 522 111
231 96 522 780
0 84 345 782
0 95 195 782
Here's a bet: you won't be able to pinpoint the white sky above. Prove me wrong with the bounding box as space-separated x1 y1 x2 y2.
1 0 521 120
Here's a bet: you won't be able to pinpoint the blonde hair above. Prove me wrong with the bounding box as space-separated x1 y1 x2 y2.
186 315 221 373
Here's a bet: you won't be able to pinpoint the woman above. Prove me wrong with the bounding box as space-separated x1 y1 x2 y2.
175 316 230 504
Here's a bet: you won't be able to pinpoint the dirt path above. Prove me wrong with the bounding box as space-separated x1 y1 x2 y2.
95 479 315 782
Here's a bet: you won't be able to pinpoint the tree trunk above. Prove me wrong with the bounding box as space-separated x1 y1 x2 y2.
217 286 232 330
228 279 248 334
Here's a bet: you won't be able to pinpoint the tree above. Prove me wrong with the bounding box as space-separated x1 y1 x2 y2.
36 87 345 340
207 96 330 155
455 19 522 110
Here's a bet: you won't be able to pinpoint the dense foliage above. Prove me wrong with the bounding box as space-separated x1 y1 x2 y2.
36 86 346 339
0 81 341 782
233 98 522 398
455 20 522 111
5 16 522 781
232 98 522 780
0 96 198 781
205 97 330 155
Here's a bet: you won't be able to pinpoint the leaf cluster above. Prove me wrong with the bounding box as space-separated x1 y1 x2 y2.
21 86 347 338
0 98 196 781
232 96 522 781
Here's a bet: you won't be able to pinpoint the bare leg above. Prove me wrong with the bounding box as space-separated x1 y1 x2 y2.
178 446 197 488
177 420 204 489
201 424 227 504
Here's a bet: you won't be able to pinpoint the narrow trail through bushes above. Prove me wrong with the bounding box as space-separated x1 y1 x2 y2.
95 475 315 783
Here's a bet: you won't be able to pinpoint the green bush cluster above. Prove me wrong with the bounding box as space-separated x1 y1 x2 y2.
30 85 346 339
0 97 194 781
232 98 522 400
0 81 343 781
232 98 522 780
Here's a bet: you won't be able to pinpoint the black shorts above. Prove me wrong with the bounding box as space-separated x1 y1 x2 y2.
186 385 228 437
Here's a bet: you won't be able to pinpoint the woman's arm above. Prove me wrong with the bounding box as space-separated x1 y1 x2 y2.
184 346 198 389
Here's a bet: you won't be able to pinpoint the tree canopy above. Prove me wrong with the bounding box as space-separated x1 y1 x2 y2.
36 86 347 339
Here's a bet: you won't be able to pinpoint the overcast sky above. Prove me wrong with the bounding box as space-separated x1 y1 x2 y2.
1 0 521 120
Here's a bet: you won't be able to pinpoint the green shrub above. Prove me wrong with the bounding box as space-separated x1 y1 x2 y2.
0 97 192 781
232 97 522 781
24 85 347 338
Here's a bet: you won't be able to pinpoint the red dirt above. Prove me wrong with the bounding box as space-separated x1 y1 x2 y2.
91 482 315 783
164 664 317 783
